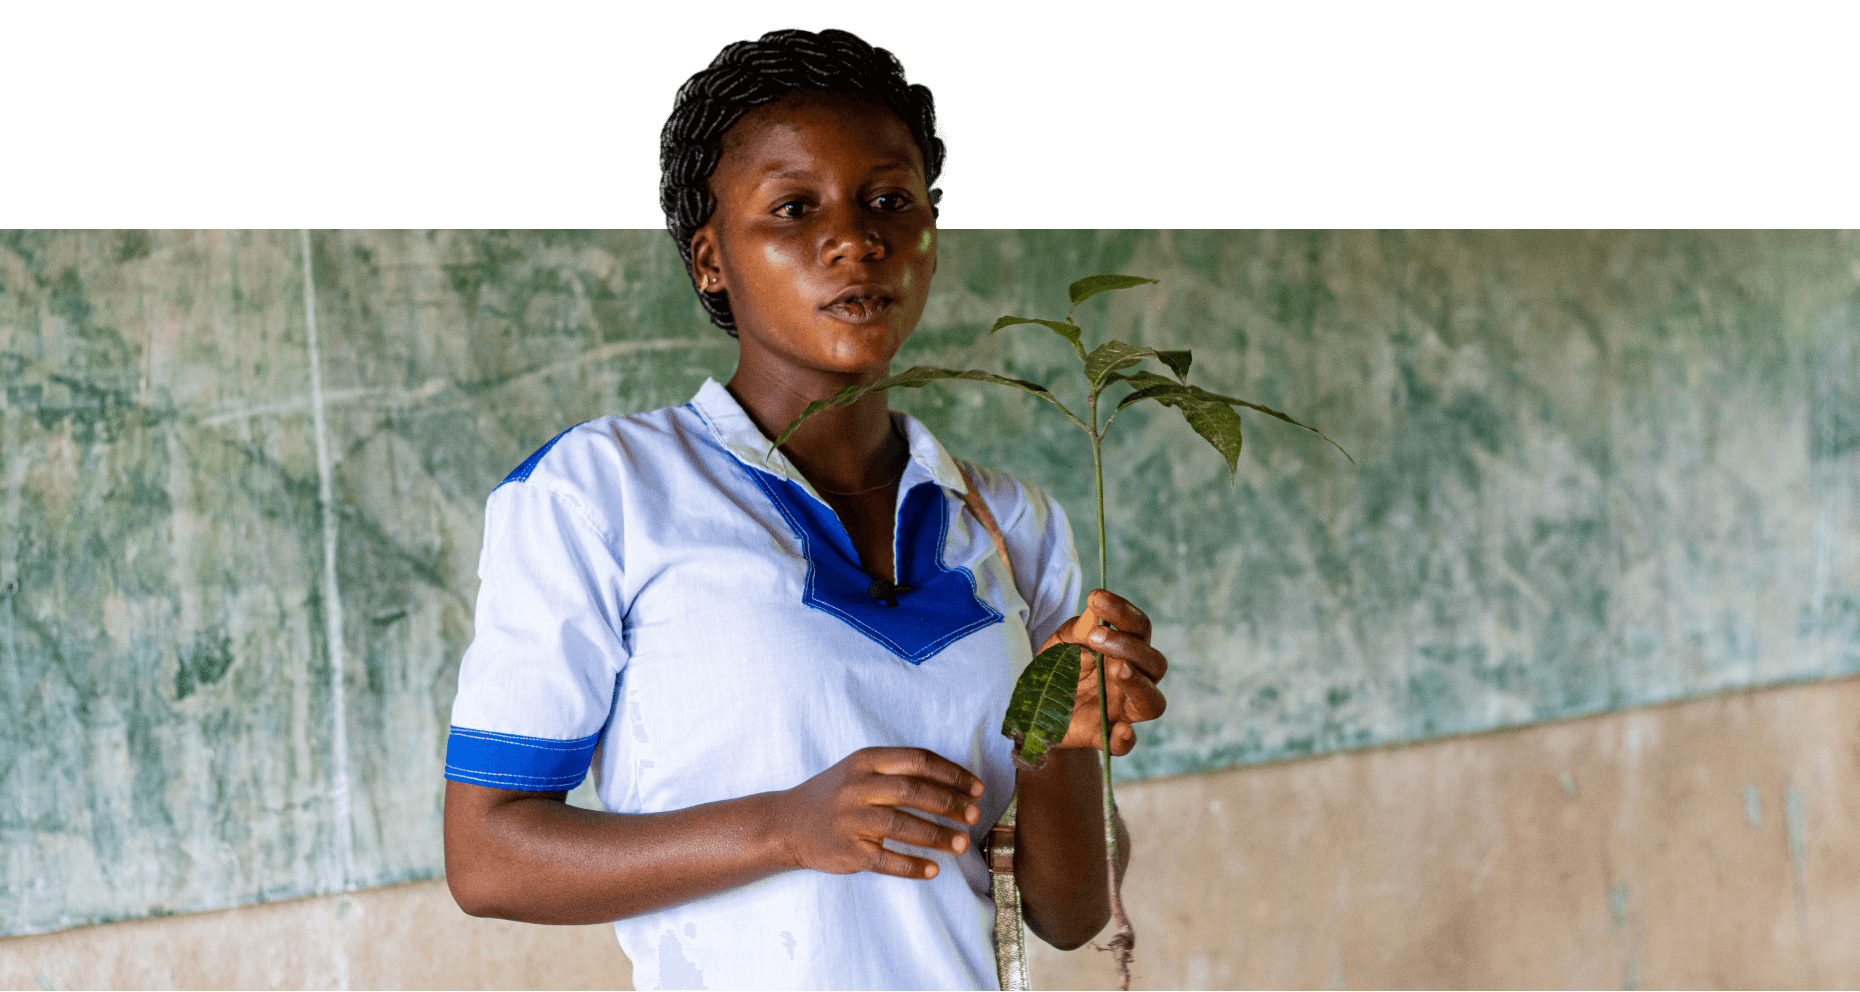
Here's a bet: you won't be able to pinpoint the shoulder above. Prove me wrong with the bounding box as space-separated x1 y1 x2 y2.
483 403 718 546
492 403 709 502
952 460 1080 630
951 459 1068 538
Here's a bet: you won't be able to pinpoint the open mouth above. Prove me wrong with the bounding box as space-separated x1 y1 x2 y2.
822 296 893 323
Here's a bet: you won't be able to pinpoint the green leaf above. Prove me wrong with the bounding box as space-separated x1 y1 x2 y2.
1067 274 1159 308
1001 641 1081 770
1177 397 1246 474
772 366 1068 448
1112 372 1354 467
1085 344 1199 394
1176 390 1356 467
1155 350 1193 383
1112 370 1185 411
990 315 1085 357
1113 383 1184 413
1083 340 1153 391
1107 373 1244 472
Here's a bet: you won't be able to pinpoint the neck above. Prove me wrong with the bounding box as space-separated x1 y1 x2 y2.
725 353 906 496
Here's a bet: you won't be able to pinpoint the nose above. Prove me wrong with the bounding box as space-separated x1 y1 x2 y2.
820 203 885 266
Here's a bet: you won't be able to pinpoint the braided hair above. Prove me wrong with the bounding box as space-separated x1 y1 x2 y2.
660 28 946 336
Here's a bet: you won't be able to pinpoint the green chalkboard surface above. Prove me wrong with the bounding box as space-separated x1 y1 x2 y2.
2 230 1857 935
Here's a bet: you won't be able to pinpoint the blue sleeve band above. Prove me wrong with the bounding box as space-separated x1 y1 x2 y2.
493 423 582 492
443 725 601 791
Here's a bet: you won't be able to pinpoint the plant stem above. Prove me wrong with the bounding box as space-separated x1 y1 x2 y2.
1088 396 1135 988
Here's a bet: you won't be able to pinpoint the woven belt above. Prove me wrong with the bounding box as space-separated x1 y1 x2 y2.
983 794 1029 990
956 462 1031 991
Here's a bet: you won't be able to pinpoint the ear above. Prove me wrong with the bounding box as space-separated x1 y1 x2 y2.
689 224 725 293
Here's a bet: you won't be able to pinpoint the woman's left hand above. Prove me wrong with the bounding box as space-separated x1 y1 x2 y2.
1039 589 1168 756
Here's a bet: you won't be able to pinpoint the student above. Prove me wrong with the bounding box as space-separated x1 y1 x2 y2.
442 28 1169 990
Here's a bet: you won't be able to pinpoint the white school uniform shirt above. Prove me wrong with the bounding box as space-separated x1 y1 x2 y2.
446 378 1082 991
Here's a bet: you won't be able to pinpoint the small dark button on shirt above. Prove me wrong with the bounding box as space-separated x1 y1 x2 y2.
867 579 912 608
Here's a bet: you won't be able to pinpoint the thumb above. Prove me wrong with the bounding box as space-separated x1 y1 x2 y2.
1039 599 1107 653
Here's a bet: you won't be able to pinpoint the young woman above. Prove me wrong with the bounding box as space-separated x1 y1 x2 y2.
442 28 1168 990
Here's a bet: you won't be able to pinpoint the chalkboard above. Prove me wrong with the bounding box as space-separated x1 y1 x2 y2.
2 230 1856 935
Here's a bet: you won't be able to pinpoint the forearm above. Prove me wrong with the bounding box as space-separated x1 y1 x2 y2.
444 781 790 925
1011 747 1131 950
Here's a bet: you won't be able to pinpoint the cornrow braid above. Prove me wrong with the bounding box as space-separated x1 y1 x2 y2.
659 28 945 336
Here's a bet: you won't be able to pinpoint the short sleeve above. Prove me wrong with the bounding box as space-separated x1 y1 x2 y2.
445 481 628 792
1001 481 1083 652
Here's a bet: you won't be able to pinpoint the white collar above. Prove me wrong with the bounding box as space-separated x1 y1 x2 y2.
688 378 969 504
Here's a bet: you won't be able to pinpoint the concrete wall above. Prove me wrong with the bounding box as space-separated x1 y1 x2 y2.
6 672 1855 989
7 230 1858 935
3 229 1857 984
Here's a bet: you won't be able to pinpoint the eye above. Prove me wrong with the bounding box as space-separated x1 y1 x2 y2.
774 200 807 219
873 193 910 211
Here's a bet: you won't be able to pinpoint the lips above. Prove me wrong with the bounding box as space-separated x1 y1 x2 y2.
821 284 896 324
823 297 892 323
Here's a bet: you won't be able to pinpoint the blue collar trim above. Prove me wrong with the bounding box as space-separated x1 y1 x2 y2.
682 391 1003 663
745 470 1003 664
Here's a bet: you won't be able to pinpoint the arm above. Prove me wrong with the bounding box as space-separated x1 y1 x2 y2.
1009 590 1167 950
1011 749 1132 949
443 747 986 925
444 781 786 924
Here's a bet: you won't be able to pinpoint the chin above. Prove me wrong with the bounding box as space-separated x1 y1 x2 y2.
817 349 899 377
813 322 907 373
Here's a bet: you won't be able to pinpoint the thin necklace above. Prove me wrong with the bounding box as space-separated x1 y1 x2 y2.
813 423 907 497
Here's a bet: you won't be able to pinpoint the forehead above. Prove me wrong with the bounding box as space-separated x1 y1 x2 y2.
715 91 923 178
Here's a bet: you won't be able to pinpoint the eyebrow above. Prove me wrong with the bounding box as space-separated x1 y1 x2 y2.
756 160 917 185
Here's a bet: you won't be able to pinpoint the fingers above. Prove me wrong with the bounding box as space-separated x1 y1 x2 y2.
1081 624 1168 684
865 747 985 798
853 748 981 870
1101 714 1130 755
854 808 965 880
868 844 942 880
1080 650 1167 721
1057 699 1147 755
1085 589 1152 641
866 806 969 855
872 769 981 827
795 748 988 882
1059 591 1163 681
1087 662 1166 724
1124 673 1168 722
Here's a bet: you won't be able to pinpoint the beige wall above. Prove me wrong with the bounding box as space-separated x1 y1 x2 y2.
0 882 632 991
6 674 1856 990
1035 673 1860 990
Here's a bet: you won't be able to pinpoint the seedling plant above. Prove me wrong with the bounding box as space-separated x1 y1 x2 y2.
776 274 1351 989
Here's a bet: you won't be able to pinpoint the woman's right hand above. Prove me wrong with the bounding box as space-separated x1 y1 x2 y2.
774 747 985 880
